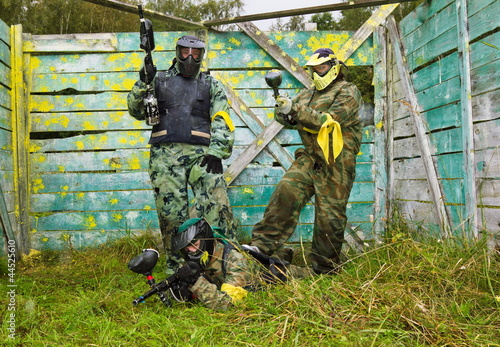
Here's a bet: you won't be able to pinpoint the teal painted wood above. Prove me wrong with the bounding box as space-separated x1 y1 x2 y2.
400 0 455 37
0 151 13 171
0 39 10 67
0 84 11 110
407 27 458 71
31 149 150 172
416 76 461 111
403 3 457 56
0 171 14 191
0 63 10 89
31 190 156 212
0 105 10 131
0 130 11 150
411 52 459 93
468 0 499 41
0 18 9 43
32 171 150 193
472 59 500 96
470 32 500 69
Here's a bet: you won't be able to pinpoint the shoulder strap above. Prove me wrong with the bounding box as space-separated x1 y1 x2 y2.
221 242 236 277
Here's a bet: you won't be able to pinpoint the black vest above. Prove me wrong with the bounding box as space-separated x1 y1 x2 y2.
149 72 211 146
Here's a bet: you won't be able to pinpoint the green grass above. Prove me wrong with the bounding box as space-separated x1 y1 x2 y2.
1 227 499 346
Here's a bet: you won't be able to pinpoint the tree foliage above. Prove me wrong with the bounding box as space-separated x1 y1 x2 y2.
0 0 243 34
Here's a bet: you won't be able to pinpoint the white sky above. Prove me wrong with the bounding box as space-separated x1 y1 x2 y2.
241 0 342 30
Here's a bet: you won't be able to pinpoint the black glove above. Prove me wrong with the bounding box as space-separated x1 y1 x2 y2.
175 261 201 285
200 155 223 174
139 55 157 84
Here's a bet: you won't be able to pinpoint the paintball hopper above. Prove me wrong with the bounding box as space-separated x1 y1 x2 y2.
128 248 159 275
265 69 282 99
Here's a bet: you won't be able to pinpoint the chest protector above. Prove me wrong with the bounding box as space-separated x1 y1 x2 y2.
149 72 211 146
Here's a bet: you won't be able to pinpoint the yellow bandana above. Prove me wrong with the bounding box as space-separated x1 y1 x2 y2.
221 283 248 302
303 113 343 163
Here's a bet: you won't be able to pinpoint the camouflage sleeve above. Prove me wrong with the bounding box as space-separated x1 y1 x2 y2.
190 249 254 311
207 75 234 160
291 83 361 131
126 79 148 121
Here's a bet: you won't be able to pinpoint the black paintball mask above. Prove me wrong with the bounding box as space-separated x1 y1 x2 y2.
175 35 205 77
171 218 215 265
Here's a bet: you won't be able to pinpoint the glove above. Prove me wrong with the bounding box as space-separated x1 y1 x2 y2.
275 95 292 115
175 261 201 285
139 55 157 84
200 155 223 174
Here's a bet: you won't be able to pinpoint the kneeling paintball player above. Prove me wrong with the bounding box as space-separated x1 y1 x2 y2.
169 218 313 310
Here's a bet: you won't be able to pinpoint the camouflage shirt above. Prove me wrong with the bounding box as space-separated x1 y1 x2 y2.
279 78 363 163
127 67 234 159
190 241 259 311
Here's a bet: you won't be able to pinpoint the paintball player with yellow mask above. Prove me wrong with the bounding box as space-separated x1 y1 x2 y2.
246 48 363 274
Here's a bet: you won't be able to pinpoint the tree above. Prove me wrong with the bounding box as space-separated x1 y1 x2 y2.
270 16 306 32
0 0 243 34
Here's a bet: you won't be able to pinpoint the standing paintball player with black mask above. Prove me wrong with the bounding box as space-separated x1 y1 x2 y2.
127 33 237 275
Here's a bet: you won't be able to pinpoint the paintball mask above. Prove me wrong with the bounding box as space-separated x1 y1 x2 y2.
171 218 215 265
176 35 205 77
304 48 342 90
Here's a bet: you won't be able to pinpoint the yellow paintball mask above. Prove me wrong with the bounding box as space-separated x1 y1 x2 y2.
304 48 341 90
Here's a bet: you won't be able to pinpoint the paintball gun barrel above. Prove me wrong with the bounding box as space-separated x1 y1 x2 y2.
137 5 160 126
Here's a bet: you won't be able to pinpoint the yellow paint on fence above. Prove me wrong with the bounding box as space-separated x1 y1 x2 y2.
32 179 45 193
84 215 97 229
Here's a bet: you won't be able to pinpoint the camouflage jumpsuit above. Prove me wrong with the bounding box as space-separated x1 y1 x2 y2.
251 78 363 274
127 66 236 271
190 241 313 310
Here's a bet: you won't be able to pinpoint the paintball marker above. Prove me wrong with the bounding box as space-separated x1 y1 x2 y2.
264 69 282 99
264 69 296 125
128 249 194 307
137 5 160 126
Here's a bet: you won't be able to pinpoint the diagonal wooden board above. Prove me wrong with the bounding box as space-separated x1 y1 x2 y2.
386 16 452 237
224 5 401 184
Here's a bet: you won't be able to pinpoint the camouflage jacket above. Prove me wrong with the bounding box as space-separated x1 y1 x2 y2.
127 67 234 160
190 241 259 311
278 78 363 164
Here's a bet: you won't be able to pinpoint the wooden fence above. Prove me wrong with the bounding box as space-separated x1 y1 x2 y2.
0 0 498 254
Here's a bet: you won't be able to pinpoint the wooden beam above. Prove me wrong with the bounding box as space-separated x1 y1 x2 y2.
11 24 31 254
204 0 419 27
82 0 207 30
236 21 312 87
456 0 477 238
336 4 399 61
386 16 452 238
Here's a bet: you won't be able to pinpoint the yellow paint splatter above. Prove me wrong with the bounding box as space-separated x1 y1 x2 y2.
58 166 65 172
76 193 85 200
108 198 119 205
376 121 383 129
83 121 96 131
84 215 97 229
32 179 45 193
112 214 123 222
62 185 69 191
243 188 254 194
144 205 152 210
75 141 84 150
42 238 49 242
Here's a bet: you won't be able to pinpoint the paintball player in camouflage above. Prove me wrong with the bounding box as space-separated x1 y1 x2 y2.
247 48 363 274
127 35 237 274
171 218 313 311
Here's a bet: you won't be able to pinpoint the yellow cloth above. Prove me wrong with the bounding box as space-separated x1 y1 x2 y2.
220 283 248 303
211 111 235 132
303 113 343 163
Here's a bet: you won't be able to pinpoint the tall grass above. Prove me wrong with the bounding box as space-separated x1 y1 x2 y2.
1 224 499 346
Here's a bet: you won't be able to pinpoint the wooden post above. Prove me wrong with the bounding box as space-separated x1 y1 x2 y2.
10 24 31 254
386 16 452 238
456 0 478 239
372 26 388 240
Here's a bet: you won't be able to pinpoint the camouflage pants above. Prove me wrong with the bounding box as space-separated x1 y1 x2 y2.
251 148 356 274
149 143 236 272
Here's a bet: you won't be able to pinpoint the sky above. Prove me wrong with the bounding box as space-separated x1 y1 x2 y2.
241 0 342 30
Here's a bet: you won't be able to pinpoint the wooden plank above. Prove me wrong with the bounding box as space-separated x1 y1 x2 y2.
224 121 289 184
387 16 451 237
204 0 419 27
456 0 477 238
471 58 500 96
476 178 500 207
472 89 500 123
475 147 500 179
81 0 206 30
400 0 454 37
468 0 500 42
24 33 120 53
372 27 388 237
